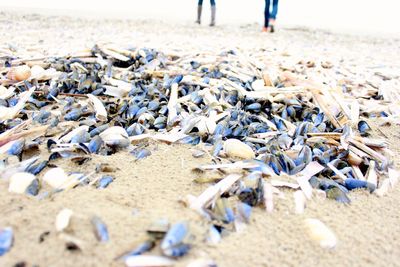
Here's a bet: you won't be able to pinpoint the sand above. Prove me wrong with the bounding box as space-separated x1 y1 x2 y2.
1 12 400 267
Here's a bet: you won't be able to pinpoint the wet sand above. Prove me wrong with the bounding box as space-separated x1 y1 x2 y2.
1 12 400 267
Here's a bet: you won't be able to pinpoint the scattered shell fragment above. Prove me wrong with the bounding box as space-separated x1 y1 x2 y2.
91 216 109 242
125 255 176 267
294 190 306 214
304 218 337 249
0 227 13 256
8 172 36 194
223 139 255 159
42 168 70 189
87 94 107 122
187 258 217 267
56 208 73 232
7 65 31 81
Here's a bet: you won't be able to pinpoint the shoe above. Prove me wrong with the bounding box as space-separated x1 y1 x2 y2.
262 27 270 32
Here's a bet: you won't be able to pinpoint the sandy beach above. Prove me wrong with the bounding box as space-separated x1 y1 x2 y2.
1 11 400 267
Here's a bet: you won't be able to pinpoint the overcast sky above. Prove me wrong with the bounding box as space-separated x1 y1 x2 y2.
1 0 399 36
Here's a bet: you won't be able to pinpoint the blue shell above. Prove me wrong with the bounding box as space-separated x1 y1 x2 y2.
88 136 103 154
7 140 24 156
64 109 83 121
0 227 13 256
26 160 48 175
97 176 114 189
91 217 109 242
345 178 376 193
161 223 188 251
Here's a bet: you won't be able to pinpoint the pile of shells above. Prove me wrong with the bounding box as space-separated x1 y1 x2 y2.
0 43 399 263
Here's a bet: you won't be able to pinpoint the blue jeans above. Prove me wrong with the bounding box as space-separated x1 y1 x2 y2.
264 0 279 27
198 0 215 6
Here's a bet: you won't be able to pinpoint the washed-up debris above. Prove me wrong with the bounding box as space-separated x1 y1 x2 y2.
91 216 109 243
55 208 73 232
8 172 38 195
304 218 337 249
125 255 176 267
161 222 191 257
0 42 399 265
0 227 13 256
187 259 218 267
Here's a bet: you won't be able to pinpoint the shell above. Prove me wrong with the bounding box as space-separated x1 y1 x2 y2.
347 151 362 166
187 259 217 267
30 65 45 79
99 126 129 147
91 216 109 242
195 117 216 136
251 79 265 91
294 190 306 214
7 65 31 81
161 222 188 251
42 168 70 189
223 139 255 159
0 227 13 256
55 208 73 232
0 85 15 100
8 172 36 194
304 218 337 249
125 255 175 267
262 71 273 86
87 94 107 122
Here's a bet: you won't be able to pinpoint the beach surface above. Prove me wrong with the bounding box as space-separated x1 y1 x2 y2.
0 11 400 267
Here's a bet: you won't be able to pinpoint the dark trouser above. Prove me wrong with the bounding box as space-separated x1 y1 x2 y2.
198 0 216 6
264 0 279 27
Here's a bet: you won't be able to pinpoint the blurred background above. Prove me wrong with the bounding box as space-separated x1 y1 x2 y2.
1 0 399 36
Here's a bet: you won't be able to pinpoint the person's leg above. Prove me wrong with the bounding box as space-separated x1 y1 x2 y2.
210 0 216 26
264 0 271 29
269 0 278 32
196 0 203 24
270 0 279 20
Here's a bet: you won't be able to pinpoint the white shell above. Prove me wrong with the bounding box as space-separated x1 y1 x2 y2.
87 94 107 122
9 172 36 194
251 79 265 91
186 259 217 267
366 161 378 187
59 126 89 143
43 168 69 189
125 255 176 267
195 116 216 136
223 139 255 159
55 208 73 232
99 126 129 146
0 85 15 100
30 65 45 78
304 218 337 249
294 190 306 214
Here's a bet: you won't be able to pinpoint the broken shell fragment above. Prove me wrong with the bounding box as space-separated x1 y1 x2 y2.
99 126 130 148
7 65 31 81
125 255 176 267
8 172 37 195
0 227 13 256
55 208 73 232
294 190 306 214
223 139 255 159
43 168 69 189
304 218 337 249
